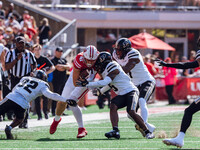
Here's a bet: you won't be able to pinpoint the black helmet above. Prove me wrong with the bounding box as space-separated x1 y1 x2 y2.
34 70 47 81
114 38 132 59
95 52 112 74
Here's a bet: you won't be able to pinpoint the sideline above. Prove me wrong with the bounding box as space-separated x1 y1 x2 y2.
0 102 187 130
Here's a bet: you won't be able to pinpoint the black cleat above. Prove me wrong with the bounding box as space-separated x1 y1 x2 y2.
5 125 14 140
105 130 120 139
135 124 145 137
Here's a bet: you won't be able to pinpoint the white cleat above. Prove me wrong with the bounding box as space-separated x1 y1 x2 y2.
145 123 156 133
163 138 184 148
145 132 155 139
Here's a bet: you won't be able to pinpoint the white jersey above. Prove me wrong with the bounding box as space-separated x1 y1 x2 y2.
101 61 138 95
113 49 155 86
6 76 66 109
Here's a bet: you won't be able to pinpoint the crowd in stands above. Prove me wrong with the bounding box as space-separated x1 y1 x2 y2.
0 1 71 126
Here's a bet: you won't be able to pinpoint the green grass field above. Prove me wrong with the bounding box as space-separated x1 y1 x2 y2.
0 105 200 150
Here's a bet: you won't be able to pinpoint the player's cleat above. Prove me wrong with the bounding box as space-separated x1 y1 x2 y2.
105 130 120 139
77 127 88 138
145 132 155 139
163 138 184 148
135 124 145 137
49 118 61 134
145 123 156 133
5 125 14 140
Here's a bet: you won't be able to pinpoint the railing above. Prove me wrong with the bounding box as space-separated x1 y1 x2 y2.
35 4 200 12
30 0 200 11
44 19 77 65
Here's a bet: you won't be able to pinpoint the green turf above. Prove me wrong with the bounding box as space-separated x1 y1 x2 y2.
0 106 200 149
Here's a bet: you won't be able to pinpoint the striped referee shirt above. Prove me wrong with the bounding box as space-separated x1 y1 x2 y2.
5 49 36 78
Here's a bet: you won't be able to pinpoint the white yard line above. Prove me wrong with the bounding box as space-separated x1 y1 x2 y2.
0 105 187 130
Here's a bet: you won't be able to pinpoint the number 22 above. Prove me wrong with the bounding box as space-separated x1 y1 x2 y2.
18 79 38 93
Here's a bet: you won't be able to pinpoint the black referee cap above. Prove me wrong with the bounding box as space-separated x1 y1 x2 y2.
15 36 25 43
56 47 63 52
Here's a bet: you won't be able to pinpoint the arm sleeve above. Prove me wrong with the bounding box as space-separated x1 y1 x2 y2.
42 87 66 102
164 61 199 69
86 76 112 87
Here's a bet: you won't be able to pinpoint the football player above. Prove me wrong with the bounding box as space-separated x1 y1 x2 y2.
76 52 155 139
156 47 200 148
112 38 156 133
50 45 99 138
0 70 69 139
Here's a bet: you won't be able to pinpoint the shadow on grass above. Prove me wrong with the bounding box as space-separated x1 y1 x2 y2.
36 137 140 142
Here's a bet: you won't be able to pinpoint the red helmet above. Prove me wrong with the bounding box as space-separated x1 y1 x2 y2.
83 45 99 67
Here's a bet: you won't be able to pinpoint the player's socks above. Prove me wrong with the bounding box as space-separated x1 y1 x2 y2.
70 105 84 127
139 98 148 123
55 115 61 121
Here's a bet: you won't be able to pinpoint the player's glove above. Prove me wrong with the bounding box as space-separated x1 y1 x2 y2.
76 78 89 87
154 58 166 66
92 88 102 96
66 99 77 107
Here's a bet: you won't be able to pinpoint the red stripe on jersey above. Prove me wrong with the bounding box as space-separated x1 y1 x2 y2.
74 59 81 68
78 89 89 100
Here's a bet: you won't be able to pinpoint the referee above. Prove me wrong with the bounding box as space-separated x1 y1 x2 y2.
5 36 37 128
5 36 37 88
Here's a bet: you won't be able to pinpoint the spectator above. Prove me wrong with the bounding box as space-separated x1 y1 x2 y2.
38 18 51 45
4 27 14 49
177 56 189 77
188 50 196 74
5 3 21 21
163 57 177 105
0 26 4 40
0 1 5 19
51 47 70 116
5 15 20 29
12 25 21 38
33 44 55 120
143 54 157 76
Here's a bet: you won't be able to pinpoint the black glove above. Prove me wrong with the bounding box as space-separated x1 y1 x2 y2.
154 58 166 66
92 88 102 96
66 99 77 107
76 78 89 87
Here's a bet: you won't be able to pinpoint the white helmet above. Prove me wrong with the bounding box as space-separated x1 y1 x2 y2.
83 45 99 60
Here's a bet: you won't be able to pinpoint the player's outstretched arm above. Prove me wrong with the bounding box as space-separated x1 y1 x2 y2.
155 58 199 69
42 87 66 102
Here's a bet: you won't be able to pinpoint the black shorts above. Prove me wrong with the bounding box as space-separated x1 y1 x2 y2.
0 98 26 119
111 90 139 112
137 80 155 101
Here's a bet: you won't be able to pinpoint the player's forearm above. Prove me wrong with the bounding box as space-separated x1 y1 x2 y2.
86 76 112 87
43 90 66 102
164 61 199 69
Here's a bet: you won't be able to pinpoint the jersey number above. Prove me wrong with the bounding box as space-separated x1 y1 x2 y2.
108 84 118 91
18 79 38 93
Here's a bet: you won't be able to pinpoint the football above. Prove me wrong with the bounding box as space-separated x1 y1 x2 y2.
80 69 90 79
